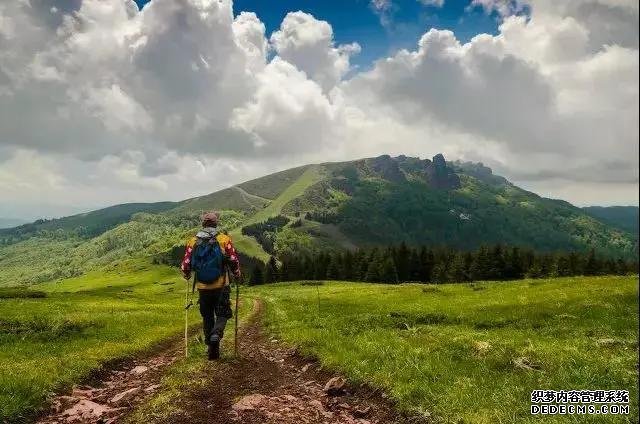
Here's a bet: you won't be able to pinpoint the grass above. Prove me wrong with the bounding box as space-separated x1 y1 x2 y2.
0 262 199 423
252 276 639 423
229 165 325 262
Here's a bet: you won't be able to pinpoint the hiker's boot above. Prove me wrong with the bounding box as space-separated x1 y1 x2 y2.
208 334 220 360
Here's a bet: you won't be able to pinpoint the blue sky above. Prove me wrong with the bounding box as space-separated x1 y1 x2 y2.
134 0 503 68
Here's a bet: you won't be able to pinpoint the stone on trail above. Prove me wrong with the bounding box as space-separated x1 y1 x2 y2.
71 385 98 399
109 387 142 404
281 394 298 402
144 384 161 392
61 399 112 421
309 399 333 419
354 405 371 417
231 394 267 411
323 376 346 396
129 365 149 375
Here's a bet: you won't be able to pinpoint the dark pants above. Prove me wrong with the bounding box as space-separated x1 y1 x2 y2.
198 285 233 345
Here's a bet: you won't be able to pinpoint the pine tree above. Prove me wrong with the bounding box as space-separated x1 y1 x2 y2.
448 253 468 282
250 265 264 285
418 247 434 282
408 248 421 281
432 262 448 284
583 249 599 276
395 242 410 282
488 245 506 280
264 256 278 284
326 253 341 280
365 260 380 283
470 246 490 280
553 254 571 277
380 256 399 283
341 251 354 280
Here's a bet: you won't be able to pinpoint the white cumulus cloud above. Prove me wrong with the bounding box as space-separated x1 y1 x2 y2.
0 0 637 219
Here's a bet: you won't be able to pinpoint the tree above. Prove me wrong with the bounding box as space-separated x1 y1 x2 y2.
395 242 411 282
553 254 571 277
502 247 519 280
326 253 341 280
583 249 599 276
250 265 264 285
264 256 279 284
488 245 506 280
432 262 448 284
380 256 399 283
408 249 422 281
418 247 434 282
470 246 490 280
448 253 469 283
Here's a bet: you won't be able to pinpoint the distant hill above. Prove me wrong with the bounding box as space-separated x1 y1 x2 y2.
0 202 177 241
0 218 28 229
1 154 636 286
583 206 638 235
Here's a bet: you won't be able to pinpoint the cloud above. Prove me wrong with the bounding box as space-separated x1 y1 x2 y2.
271 12 360 92
339 1 638 199
419 0 445 7
0 0 637 216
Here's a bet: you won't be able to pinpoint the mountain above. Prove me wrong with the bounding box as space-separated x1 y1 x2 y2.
0 218 29 229
0 154 636 286
583 206 638 235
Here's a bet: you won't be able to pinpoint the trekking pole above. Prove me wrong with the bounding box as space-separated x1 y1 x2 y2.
184 274 195 358
184 277 189 358
234 274 240 358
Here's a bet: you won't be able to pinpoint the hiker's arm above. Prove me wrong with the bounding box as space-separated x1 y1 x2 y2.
224 239 241 277
181 240 194 280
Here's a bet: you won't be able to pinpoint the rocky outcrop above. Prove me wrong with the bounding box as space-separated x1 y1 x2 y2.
423 154 461 190
450 160 509 186
367 155 406 183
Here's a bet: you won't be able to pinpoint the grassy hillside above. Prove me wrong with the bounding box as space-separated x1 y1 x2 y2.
279 156 636 257
238 165 311 200
0 211 244 287
1 154 635 288
583 206 638 236
255 276 639 423
0 202 177 243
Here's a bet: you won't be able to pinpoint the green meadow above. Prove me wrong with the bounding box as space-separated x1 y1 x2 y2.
254 276 639 423
1 264 638 423
0 262 201 423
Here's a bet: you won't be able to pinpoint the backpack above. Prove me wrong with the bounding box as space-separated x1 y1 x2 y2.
191 229 225 283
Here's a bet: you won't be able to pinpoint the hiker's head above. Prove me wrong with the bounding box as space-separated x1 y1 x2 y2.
202 211 219 228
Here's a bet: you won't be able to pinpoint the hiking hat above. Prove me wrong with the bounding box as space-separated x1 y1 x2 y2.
202 211 219 227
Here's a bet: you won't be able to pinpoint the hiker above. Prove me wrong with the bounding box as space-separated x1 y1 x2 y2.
181 211 241 360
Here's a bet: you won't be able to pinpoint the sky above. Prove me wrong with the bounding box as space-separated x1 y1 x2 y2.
0 0 638 220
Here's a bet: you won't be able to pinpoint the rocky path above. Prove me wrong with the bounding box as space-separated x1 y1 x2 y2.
36 336 184 424
37 300 417 424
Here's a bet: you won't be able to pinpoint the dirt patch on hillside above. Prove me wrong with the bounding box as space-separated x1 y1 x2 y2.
36 300 421 424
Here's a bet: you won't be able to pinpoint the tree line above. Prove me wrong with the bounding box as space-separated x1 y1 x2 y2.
247 244 639 285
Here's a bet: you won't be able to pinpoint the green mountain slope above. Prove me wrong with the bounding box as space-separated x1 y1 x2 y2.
583 206 638 235
0 202 177 242
275 155 636 258
0 154 636 287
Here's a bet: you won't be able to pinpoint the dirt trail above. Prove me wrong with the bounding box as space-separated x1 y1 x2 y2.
37 300 418 424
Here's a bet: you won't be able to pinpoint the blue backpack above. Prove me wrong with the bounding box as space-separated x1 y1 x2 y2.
191 231 225 283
